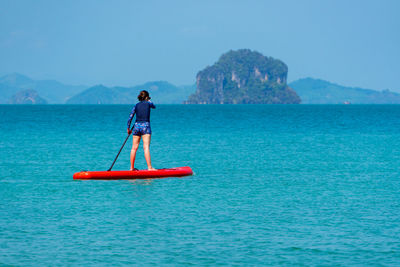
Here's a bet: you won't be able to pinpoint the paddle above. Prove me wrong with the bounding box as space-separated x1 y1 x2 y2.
107 125 134 171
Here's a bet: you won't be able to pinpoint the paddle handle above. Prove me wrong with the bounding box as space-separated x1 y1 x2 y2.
107 127 134 171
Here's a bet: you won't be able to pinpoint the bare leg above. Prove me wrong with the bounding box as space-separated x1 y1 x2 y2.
142 134 156 170
130 135 141 170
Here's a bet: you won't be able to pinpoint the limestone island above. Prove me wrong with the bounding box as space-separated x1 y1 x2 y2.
186 49 300 104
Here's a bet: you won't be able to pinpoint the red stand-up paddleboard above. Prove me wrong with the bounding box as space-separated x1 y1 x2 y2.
73 166 193 180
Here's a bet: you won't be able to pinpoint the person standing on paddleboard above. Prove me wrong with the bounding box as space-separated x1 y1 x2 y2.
127 90 156 171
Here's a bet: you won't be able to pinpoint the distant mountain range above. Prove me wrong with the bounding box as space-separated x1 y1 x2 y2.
0 73 86 104
0 73 194 104
66 81 195 104
1 73 400 104
290 78 400 104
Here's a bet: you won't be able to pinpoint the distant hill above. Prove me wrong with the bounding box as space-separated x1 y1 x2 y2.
65 85 118 104
290 78 400 104
186 49 300 104
10 89 48 104
66 81 195 104
0 73 86 104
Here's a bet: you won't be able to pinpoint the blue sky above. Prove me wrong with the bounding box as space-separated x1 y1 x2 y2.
0 0 399 91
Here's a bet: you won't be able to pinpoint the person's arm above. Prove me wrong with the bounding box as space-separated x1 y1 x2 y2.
127 106 136 133
148 100 156 109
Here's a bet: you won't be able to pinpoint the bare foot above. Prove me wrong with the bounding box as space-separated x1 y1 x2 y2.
130 168 139 171
148 167 157 171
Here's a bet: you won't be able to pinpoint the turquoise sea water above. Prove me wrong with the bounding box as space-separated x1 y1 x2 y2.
1 105 400 265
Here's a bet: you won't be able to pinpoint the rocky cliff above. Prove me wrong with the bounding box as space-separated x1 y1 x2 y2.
186 49 300 104
10 89 48 104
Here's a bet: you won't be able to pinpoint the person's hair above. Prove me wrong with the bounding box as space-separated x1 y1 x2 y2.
137 90 150 101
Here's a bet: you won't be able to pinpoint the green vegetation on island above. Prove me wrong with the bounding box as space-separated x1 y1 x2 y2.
186 49 300 104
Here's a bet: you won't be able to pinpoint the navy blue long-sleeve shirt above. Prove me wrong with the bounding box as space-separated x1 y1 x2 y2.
127 101 156 128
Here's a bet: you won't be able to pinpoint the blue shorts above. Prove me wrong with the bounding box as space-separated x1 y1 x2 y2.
132 122 151 136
